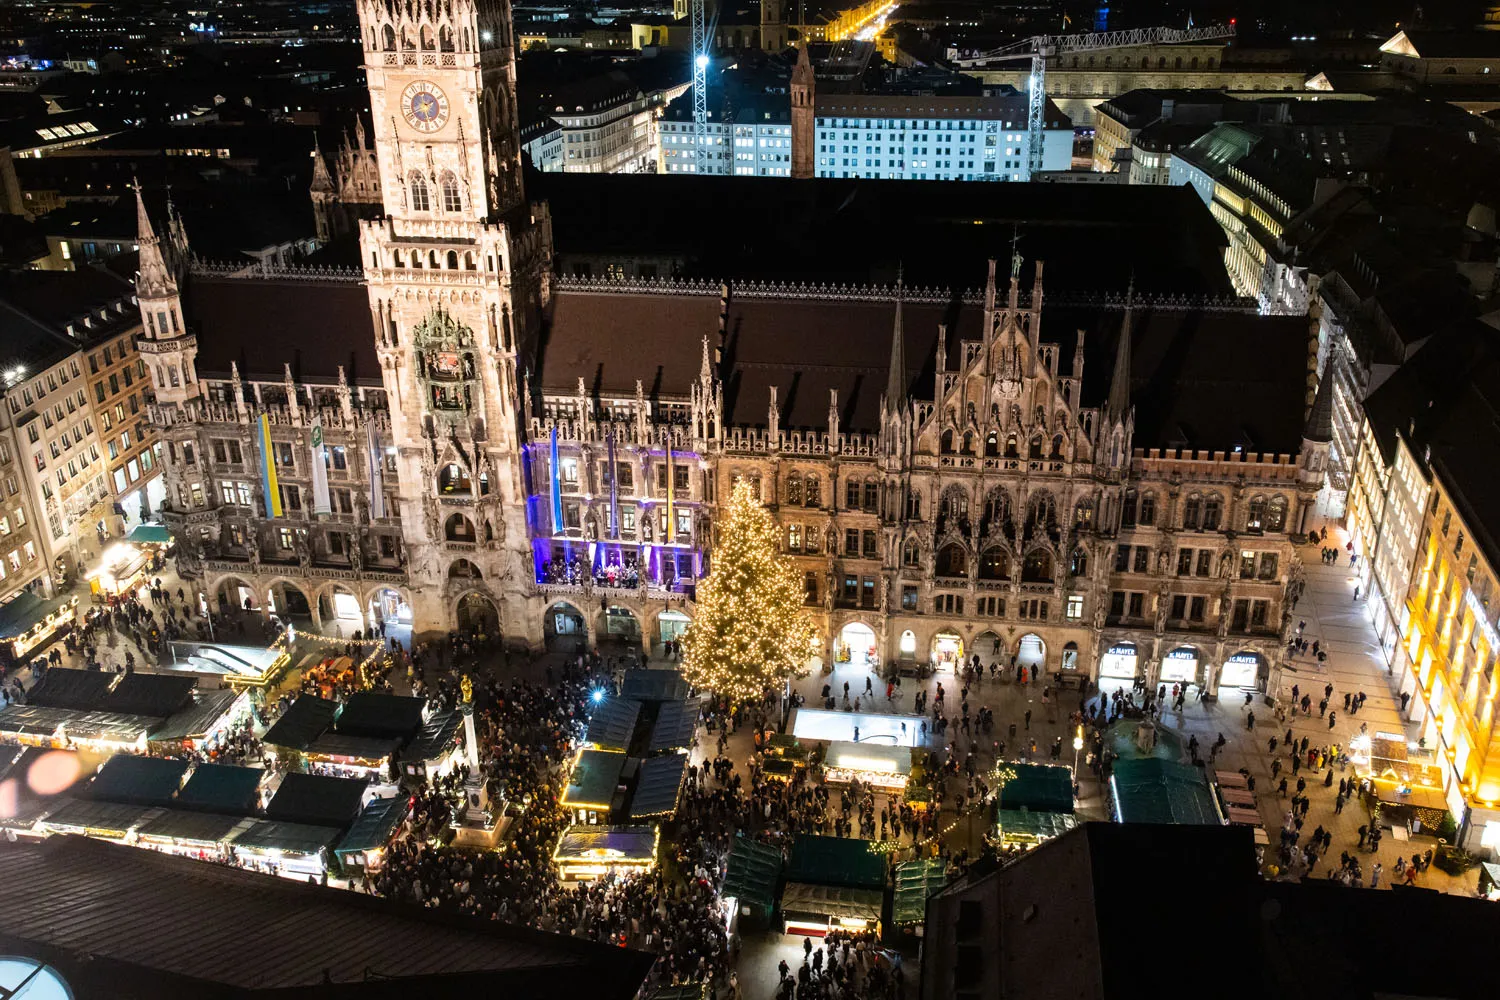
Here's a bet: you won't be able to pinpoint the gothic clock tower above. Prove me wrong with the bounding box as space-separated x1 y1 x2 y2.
355 0 550 639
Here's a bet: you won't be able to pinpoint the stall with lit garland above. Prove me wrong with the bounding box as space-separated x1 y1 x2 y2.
552 825 660 882
822 741 913 793
0 592 78 664
1349 730 1451 835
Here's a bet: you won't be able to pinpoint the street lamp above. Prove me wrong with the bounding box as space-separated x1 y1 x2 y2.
1072 724 1084 777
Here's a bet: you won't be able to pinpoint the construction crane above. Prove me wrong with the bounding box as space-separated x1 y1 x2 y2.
954 24 1236 179
692 0 711 173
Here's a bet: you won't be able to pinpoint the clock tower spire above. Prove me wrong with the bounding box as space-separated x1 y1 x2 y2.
355 0 549 639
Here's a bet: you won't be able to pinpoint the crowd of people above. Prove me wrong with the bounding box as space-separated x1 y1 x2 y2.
537 555 643 590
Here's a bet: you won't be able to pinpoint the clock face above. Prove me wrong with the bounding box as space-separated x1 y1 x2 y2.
401 81 449 133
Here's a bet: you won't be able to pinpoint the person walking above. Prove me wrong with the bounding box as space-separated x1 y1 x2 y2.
1371 863 1382 889
1024 709 1032 731
1327 710 1337 731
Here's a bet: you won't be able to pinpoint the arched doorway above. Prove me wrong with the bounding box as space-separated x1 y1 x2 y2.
456 592 499 633
930 630 963 670
1161 645 1200 684
1018 633 1046 675
975 630 1004 663
269 581 311 620
601 605 640 644
1099 641 1138 680
657 610 691 651
1061 640 1079 672
215 576 258 613
544 601 586 652
898 629 917 658
367 587 411 633
1221 650 1264 690
838 622 878 666
318 583 362 634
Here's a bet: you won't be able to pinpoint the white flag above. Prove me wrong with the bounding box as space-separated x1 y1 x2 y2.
309 417 332 516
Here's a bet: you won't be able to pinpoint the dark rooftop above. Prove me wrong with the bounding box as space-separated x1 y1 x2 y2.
175 764 265 815
85 755 190 807
334 692 427 740
183 274 378 384
0 836 654 996
261 694 339 750
25 668 118 712
99 672 197 718
534 171 1233 294
264 773 368 828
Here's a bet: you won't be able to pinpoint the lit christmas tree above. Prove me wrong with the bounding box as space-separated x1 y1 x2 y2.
681 478 816 704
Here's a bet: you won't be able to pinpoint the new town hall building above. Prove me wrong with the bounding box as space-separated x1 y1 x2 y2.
133 0 1330 694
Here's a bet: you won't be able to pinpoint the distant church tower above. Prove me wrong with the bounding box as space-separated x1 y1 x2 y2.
761 0 789 51
354 0 551 639
790 44 815 178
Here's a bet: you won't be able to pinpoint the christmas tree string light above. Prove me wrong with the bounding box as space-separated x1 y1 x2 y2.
681 478 816 705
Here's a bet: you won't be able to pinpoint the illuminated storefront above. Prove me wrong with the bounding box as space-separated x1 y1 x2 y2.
821 741 911 793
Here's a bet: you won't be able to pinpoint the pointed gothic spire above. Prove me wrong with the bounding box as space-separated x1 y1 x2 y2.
1304 371 1335 443
310 136 334 193
792 43 814 90
885 266 906 412
699 333 713 385
1106 279 1135 420
133 178 174 299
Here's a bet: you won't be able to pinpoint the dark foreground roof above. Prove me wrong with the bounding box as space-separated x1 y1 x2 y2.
0 836 654 998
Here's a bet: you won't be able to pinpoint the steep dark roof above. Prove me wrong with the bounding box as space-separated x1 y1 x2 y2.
543 290 1308 452
183 274 378 383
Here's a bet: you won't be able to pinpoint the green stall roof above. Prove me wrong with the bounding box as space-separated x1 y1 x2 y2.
995 808 1079 842
261 695 338 751
231 819 341 856
176 764 264 814
585 697 642 752
136 809 246 846
561 749 627 811
629 753 687 820
998 762 1076 815
892 857 947 924
721 835 783 910
0 592 72 641
126 524 172 545
86 755 189 806
787 834 885 890
1111 758 1223 826
336 795 411 857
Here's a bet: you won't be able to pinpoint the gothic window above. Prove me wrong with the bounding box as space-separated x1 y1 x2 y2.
1021 549 1054 583
1246 495 1267 533
382 24 396 50
979 546 1009 580
805 526 820 553
1070 548 1088 576
1028 434 1043 459
787 524 802 551
804 475 820 507
903 539 920 567
441 172 462 212
440 25 455 51
936 544 968 577
985 431 999 456
1183 494 1202 530
409 172 431 212
446 250 459 269
1267 495 1287 532
940 429 954 454
1139 492 1157 526
863 478 879 511
1051 434 1064 458
1203 494 1222 531
906 489 921 519
1121 489 1138 527
401 25 415 49
420 24 436 49
786 472 802 506
1005 434 1018 458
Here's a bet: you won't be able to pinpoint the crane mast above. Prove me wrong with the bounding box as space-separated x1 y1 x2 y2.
955 24 1236 179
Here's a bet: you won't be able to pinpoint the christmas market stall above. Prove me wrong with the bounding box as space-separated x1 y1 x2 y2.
552 825 659 882
721 835 784 929
822 741 912 793
780 834 887 936
0 592 76 664
891 857 948 932
1350 731 1450 836
335 794 412 873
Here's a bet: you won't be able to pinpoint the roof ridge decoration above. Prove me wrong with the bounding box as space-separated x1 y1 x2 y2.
553 275 1256 313
189 256 364 284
